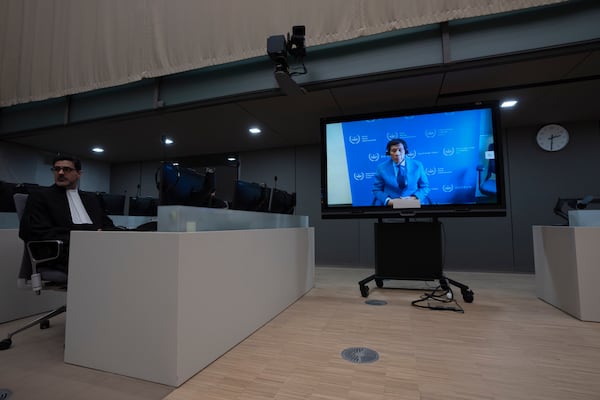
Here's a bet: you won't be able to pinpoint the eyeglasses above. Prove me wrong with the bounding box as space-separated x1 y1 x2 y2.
51 166 76 173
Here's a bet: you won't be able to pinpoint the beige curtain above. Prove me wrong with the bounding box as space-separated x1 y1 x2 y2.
0 0 566 107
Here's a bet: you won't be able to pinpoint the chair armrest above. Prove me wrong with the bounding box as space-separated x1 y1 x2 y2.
26 240 63 265
26 240 64 293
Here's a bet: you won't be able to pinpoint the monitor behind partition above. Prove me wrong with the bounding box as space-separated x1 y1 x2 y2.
0 181 17 212
98 193 126 216
231 180 271 212
269 188 296 214
158 163 208 207
0 182 42 212
129 196 158 216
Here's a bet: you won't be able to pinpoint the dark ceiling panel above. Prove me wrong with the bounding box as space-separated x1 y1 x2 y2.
441 53 590 94
567 49 600 78
240 90 339 147
328 74 444 115
5 44 600 164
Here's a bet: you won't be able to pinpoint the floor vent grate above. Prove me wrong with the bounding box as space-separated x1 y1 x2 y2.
341 347 379 364
365 299 387 306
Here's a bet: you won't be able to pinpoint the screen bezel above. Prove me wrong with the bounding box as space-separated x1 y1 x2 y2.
320 102 506 219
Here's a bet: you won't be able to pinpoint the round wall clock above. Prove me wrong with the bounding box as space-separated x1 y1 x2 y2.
536 124 569 152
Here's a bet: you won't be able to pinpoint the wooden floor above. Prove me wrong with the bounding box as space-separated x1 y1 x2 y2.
166 267 600 400
2 267 600 400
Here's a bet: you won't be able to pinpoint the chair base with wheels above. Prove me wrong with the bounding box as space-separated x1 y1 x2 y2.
0 305 67 350
1 193 69 351
0 243 68 351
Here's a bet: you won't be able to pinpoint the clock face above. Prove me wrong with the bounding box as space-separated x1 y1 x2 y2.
536 124 569 152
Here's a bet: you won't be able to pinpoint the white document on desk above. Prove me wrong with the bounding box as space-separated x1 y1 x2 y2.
391 198 421 209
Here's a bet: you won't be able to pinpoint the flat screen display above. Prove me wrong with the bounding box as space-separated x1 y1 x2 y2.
158 162 208 207
0 182 42 212
320 102 506 218
231 180 271 212
98 193 126 215
129 196 158 216
269 188 296 214
0 181 17 212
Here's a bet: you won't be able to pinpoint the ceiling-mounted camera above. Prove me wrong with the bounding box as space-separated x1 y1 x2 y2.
267 25 307 96
287 25 306 58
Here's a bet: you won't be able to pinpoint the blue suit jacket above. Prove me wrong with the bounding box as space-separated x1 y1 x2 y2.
372 158 430 205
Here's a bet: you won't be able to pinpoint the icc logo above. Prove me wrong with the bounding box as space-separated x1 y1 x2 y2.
353 172 365 181
407 150 417 159
442 184 454 193
368 153 380 162
348 135 361 145
443 147 455 156
386 132 398 141
426 167 436 176
425 129 436 138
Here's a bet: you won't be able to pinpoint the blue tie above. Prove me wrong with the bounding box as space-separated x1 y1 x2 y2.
397 165 406 190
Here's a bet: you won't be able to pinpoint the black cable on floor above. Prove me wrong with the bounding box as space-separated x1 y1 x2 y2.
411 286 464 313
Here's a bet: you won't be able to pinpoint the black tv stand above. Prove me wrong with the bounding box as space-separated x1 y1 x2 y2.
358 219 474 303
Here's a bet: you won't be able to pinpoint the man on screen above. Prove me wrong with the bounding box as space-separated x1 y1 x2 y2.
372 139 430 206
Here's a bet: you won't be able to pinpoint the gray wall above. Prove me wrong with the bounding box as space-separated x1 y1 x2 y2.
506 121 600 270
0 142 111 192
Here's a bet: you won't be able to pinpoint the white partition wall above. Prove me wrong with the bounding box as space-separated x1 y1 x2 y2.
64 227 314 386
568 210 600 227
157 205 309 231
532 225 600 322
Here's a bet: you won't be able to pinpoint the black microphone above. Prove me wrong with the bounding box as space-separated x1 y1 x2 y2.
577 195 594 209
274 175 278 190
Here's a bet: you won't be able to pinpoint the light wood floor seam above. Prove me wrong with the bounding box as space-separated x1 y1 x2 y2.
164 268 600 400
2 267 600 400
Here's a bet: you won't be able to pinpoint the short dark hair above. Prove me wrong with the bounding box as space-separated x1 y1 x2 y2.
52 154 82 171
386 139 409 154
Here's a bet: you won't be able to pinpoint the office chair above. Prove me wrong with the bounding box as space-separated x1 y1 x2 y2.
0 193 68 351
477 143 496 197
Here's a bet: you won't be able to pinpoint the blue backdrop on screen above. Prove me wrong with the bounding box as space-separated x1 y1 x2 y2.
340 109 493 206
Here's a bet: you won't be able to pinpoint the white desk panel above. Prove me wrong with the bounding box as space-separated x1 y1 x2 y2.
533 225 600 322
64 227 314 386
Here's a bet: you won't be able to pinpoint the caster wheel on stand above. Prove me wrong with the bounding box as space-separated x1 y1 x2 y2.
360 285 370 298
462 289 474 303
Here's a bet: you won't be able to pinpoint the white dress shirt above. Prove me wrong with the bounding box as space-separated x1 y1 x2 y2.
66 189 93 224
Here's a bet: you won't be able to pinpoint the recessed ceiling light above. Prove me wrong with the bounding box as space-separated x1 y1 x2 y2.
249 127 261 135
227 156 237 162
501 100 518 108
92 147 104 153
164 138 174 144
